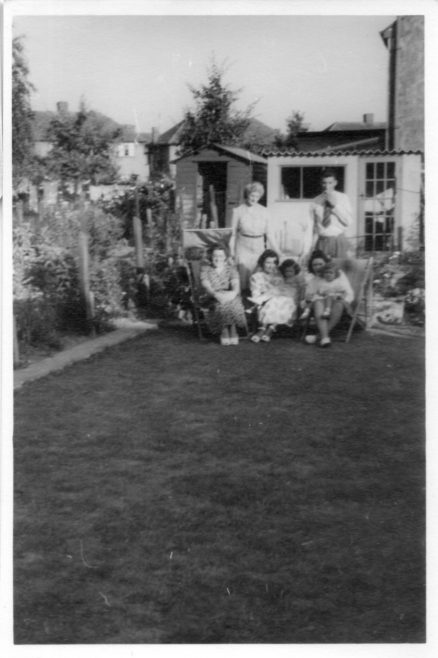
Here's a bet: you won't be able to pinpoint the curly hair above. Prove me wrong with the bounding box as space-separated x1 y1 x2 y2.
257 249 279 270
308 250 330 274
279 258 300 276
244 181 265 199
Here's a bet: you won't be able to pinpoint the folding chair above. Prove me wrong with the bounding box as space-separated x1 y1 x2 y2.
301 257 374 343
184 256 250 341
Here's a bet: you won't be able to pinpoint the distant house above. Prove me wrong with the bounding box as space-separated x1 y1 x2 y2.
150 117 278 179
175 144 267 228
380 16 424 152
32 102 151 183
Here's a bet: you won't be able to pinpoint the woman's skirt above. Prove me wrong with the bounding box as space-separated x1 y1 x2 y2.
205 296 247 335
235 235 265 293
258 296 296 326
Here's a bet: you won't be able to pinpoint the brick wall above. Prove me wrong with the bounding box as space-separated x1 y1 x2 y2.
394 16 424 152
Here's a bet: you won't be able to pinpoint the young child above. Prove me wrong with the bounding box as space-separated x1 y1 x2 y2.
313 261 350 319
278 259 306 311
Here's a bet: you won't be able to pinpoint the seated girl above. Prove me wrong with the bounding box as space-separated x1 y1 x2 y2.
249 249 297 343
278 258 306 309
200 245 247 346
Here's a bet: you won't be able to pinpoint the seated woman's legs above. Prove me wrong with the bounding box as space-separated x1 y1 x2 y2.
312 299 329 340
327 299 344 331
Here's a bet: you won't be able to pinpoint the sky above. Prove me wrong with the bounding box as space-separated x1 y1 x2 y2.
12 13 395 135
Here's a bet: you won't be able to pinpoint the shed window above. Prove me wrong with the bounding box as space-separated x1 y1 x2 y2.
280 166 345 200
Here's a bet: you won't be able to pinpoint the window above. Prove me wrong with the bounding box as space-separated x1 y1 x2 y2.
117 143 135 158
280 166 345 200
363 161 396 251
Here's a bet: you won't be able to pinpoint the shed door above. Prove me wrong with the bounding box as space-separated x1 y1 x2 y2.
359 159 398 252
197 162 227 228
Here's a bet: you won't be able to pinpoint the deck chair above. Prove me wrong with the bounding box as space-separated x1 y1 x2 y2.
185 257 250 341
301 257 374 343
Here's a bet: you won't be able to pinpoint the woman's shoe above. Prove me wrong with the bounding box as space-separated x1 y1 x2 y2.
251 334 261 343
320 337 331 347
304 334 317 344
229 335 239 345
220 336 231 346
261 333 271 342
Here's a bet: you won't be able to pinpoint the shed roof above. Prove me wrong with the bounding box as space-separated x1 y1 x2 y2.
173 143 267 164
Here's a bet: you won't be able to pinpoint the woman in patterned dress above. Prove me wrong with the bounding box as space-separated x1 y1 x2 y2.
200 245 247 346
229 182 281 293
249 249 297 343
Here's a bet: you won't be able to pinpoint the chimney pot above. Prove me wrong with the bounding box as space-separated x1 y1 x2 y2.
363 113 374 125
151 127 159 143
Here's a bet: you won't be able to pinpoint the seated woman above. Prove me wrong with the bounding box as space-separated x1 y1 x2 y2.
304 250 354 347
249 249 297 343
200 245 247 346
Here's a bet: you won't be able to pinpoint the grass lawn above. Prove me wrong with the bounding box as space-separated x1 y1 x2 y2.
14 326 425 644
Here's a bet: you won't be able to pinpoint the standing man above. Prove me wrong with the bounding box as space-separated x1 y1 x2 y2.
310 169 353 258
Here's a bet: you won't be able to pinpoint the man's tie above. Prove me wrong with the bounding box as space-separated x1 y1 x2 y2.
322 201 331 227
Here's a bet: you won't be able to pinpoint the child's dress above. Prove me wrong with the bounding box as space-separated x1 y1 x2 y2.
250 270 297 326
200 263 247 335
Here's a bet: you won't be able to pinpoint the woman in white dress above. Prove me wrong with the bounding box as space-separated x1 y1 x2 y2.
229 182 280 293
249 249 297 343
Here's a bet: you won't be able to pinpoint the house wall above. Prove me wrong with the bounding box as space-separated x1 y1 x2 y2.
266 155 359 259
394 16 424 152
113 142 149 181
225 160 252 226
398 153 423 248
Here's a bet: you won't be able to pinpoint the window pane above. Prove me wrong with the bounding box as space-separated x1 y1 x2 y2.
302 167 323 198
386 162 395 179
366 163 375 180
281 168 300 198
366 181 374 198
376 162 385 179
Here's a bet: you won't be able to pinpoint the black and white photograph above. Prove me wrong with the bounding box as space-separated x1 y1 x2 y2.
2 0 433 653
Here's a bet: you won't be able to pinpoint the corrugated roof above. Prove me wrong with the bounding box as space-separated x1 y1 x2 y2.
261 149 423 157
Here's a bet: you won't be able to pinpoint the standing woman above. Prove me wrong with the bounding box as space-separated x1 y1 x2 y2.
229 182 280 293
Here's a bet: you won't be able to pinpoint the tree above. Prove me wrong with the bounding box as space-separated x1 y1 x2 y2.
12 36 35 186
274 110 307 149
44 102 121 198
178 61 254 155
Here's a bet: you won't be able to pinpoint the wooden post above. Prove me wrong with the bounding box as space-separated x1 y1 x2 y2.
78 204 95 335
13 314 20 368
133 186 148 307
397 226 403 251
209 184 218 228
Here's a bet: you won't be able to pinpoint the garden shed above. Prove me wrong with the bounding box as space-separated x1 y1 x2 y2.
174 145 267 230
263 148 423 260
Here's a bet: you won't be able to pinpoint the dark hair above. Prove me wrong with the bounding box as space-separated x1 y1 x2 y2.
207 244 229 260
257 249 279 269
321 168 337 180
279 258 300 276
308 250 330 274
